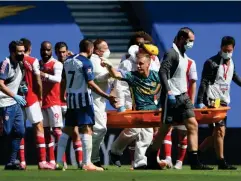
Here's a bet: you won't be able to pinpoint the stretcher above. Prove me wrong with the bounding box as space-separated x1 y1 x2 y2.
107 107 230 128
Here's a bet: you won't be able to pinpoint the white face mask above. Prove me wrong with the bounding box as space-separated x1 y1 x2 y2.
102 49 110 59
184 41 194 50
221 51 233 59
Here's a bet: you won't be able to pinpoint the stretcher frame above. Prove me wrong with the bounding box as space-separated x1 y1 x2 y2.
107 107 230 128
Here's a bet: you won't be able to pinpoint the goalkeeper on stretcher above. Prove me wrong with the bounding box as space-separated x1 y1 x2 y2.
101 50 161 169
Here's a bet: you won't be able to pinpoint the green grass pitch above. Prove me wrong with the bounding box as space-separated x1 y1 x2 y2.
0 165 241 181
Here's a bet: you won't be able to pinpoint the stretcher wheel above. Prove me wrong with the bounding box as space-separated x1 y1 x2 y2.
106 107 230 128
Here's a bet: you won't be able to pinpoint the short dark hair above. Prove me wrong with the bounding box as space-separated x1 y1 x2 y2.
20 38 31 53
176 27 194 41
41 41 52 48
9 40 24 53
128 31 153 48
94 39 106 50
55 42 68 51
221 36 235 48
79 39 93 52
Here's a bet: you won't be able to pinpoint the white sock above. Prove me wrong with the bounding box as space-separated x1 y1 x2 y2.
57 133 69 164
166 156 172 162
80 134 92 165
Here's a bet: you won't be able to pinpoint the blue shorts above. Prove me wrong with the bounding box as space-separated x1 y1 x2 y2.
0 103 25 137
65 106 95 127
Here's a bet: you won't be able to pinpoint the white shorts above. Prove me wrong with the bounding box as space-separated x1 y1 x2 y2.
173 125 187 131
25 102 43 124
42 105 63 128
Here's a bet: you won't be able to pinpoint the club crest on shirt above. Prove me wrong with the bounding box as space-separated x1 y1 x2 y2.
87 68 92 73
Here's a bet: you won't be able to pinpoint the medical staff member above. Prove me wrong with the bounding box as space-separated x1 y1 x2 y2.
147 27 213 170
196 36 241 170
0 41 26 170
90 39 112 169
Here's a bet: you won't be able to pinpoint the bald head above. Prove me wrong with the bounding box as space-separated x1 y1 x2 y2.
40 41 52 62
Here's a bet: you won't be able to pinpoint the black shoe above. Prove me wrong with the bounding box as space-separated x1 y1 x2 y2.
191 163 214 170
134 165 147 170
218 159 237 170
93 161 108 170
5 162 24 170
109 151 121 167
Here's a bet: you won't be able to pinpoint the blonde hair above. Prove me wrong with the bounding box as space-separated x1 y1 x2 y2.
136 52 151 62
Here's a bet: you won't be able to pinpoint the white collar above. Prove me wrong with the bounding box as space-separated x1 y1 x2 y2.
172 43 187 59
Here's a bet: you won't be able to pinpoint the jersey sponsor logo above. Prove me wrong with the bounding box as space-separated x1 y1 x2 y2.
0 60 8 74
137 86 155 95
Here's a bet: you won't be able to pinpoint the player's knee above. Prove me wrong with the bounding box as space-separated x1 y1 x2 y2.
72 128 80 141
53 127 62 137
101 127 107 135
44 127 51 133
79 125 93 134
185 117 198 131
34 121 44 133
214 125 225 138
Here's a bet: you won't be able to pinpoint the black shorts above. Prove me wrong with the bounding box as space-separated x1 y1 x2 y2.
161 93 195 124
203 98 227 130
65 106 95 127
208 116 227 130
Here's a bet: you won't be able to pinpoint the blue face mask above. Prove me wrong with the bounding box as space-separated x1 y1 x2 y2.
184 41 194 50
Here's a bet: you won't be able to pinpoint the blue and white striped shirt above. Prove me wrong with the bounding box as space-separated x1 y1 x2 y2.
64 54 95 109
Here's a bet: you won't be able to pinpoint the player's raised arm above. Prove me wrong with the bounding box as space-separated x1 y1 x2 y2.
100 57 123 79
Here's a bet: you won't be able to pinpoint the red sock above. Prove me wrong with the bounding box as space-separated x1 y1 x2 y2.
36 132 46 163
53 128 66 163
73 140 82 164
163 130 172 158
44 128 55 163
19 138 25 164
177 132 187 162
